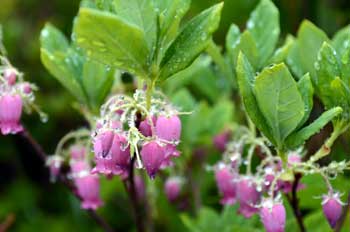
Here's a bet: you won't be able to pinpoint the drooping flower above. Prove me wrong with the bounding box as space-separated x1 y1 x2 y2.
139 116 156 137
165 177 183 202
140 141 165 179
46 155 63 181
70 145 87 161
213 130 231 152
260 199 286 232
215 164 237 205
322 191 344 228
236 177 261 218
0 94 23 135
156 115 181 142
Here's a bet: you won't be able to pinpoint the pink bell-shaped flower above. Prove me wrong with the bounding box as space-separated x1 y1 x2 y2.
260 199 286 232
0 94 23 135
70 145 86 161
140 141 165 179
165 177 182 202
213 130 231 152
322 191 344 228
155 115 181 142
139 116 156 137
215 164 237 205
236 177 261 218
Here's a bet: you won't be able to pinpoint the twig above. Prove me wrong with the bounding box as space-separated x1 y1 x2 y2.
18 128 115 232
334 192 350 232
286 173 306 232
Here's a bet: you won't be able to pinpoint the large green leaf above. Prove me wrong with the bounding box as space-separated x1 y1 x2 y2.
332 25 350 58
114 0 157 49
74 8 149 76
269 35 294 64
285 107 342 149
296 20 330 79
254 63 304 148
159 3 223 80
340 43 350 87
330 77 350 120
296 73 314 128
246 0 280 67
225 23 241 66
40 24 86 102
236 52 275 145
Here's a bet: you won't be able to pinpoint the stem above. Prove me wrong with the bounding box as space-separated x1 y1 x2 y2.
334 192 350 232
145 80 154 111
286 173 306 232
124 156 146 232
18 128 115 232
309 122 347 163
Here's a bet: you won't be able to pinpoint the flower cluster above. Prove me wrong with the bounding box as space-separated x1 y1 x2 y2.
0 63 40 135
92 90 182 179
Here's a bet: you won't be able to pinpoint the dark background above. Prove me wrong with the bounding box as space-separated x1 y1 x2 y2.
1 0 350 231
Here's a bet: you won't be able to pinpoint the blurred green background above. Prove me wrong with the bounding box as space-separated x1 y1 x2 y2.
1 0 350 231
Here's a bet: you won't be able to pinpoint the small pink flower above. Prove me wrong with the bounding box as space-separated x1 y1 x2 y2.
322 191 344 228
4 68 16 86
213 130 231 152
70 145 86 161
139 116 156 137
236 177 261 218
287 152 301 167
0 94 23 135
156 115 181 142
215 164 237 205
22 83 32 94
46 155 63 181
165 177 182 202
260 199 286 232
140 141 165 179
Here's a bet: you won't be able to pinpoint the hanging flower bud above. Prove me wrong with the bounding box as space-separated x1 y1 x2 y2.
213 130 231 152
322 191 344 228
46 155 63 181
139 116 156 137
237 177 261 218
0 94 23 135
4 68 16 86
260 199 286 232
165 177 183 202
22 82 32 94
92 131 130 178
140 141 165 179
215 164 237 205
156 115 181 142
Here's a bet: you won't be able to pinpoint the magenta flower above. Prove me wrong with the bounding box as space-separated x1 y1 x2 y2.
213 130 231 152
287 152 301 167
70 145 86 161
0 94 23 135
260 199 286 232
165 177 182 202
4 68 16 86
22 83 32 94
139 116 156 137
322 192 344 228
215 164 237 205
140 141 165 179
156 115 181 142
236 177 261 218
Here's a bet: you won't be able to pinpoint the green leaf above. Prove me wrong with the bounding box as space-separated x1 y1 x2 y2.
269 35 294 64
296 73 314 128
247 0 280 67
74 8 149 76
113 0 157 49
159 3 223 80
236 52 275 145
340 43 350 87
285 107 342 149
82 59 114 111
286 40 304 79
40 24 86 102
225 23 240 66
254 63 304 148
330 77 350 120
297 20 330 79
208 99 234 135
332 25 350 58
315 42 342 109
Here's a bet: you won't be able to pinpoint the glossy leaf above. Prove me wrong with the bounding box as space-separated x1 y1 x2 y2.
254 63 304 148
159 3 223 80
114 0 157 49
296 73 314 128
246 0 280 67
330 77 350 120
285 107 342 149
236 52 275 144
332 25 350 58
74 8 149 76
269 35 294 64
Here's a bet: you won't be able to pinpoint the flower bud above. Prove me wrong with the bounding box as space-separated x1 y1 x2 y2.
140 141 165 179
236 177 261 218
165 177 182 202
213 130 231 152
156 115 181 142
46 155 63 181
215 164 237 205
0 94 23 135
22 83 32 94
260 199 286 232
322 192 344 228
139 116 156 137
4 68 16 85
